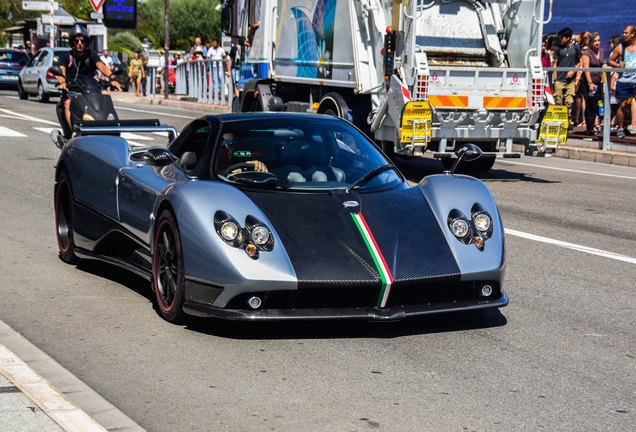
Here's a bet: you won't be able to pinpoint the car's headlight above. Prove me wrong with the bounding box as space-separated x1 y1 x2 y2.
451 219 469 238
251 226 270 245
82 113 95 121
474 213 491 232
220 221 240 241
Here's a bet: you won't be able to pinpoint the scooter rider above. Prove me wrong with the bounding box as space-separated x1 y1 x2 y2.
54 25 121 134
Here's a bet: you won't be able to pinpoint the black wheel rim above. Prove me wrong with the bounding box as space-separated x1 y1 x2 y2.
55 180 71 252
155 223 178 311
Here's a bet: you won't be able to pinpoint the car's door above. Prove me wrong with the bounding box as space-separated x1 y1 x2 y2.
21 51 42 91
33 50 51 87
117 120 213 242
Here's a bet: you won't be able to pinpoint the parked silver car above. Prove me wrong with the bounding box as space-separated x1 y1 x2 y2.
18 47 70 102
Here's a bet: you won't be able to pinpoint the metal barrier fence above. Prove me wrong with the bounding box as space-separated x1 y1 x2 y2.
545 66 635 151
164 62 634 151
173 59 233 106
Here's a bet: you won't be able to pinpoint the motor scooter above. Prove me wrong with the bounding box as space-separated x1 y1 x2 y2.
49 65 119 148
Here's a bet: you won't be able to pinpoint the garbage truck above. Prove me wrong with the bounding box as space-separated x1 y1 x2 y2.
222 0 561 171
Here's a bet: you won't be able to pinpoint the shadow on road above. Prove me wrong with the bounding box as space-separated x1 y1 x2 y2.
392 156 559 184
71 259 507 339
185 309 507 340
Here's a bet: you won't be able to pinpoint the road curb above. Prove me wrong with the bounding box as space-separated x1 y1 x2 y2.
555 145 636 167
0 320 146 432
0 343 106 432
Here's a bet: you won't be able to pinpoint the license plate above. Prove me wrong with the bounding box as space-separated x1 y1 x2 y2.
0 75 18 80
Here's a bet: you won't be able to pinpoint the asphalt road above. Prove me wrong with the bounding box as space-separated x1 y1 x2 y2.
0 90 634 431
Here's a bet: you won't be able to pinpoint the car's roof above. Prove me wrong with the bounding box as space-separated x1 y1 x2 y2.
0 49 27 53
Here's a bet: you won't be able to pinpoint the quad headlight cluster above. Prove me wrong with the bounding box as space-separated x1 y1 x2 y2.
214 211 274 259
447 204 493 251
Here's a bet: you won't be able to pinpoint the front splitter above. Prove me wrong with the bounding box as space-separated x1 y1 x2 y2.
183 293 508 321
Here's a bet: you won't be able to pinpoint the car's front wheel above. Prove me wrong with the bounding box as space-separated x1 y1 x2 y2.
55 172 77 263
153 210 186 323
17 80 28 100
36 81 49 103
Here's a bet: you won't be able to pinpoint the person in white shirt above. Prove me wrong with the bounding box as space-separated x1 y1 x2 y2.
157 50 165 94
98 49 114 83
208 39 231 96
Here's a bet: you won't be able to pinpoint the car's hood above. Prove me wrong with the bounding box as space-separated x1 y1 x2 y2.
244 187 460 287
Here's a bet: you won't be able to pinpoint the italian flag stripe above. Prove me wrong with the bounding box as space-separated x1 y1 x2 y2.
351 213 394 307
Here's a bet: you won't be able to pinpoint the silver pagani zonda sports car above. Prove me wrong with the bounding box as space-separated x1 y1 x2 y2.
54 113 507 323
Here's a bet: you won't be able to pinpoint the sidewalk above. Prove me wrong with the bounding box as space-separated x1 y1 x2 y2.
109 92 636 168
0 320 144 432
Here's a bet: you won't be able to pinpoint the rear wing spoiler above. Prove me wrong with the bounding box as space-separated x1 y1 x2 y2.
74 119 179 142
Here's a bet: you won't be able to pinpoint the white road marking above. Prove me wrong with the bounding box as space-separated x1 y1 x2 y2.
115 105 196 119
498 160 636 180
505 228 636 264
0 126 27 137
121 132 153 140
0 108 59 126
33 127 56 135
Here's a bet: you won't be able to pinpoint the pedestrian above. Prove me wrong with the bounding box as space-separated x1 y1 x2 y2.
552 28 582 129
202 41 212 58
581 32 604 135
207 39 231 96
608 25 636 138
573 31 590 128
128 52 144 97
140 55 149 96
190 37 204 60
608 35 624 129
157 50 165 94
98 49 114 84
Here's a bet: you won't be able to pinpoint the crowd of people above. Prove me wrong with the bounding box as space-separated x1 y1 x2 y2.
542 24 636 139
106 36 235 98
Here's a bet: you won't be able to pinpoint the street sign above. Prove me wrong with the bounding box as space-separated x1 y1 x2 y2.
89 0 105 13
90 12 104 19
22 1 59 10
41 13 75 25
87 24 106 36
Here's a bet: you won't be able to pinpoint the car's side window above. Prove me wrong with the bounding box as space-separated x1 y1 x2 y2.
35 51 49 67
170 120 212 176
28 52 41 67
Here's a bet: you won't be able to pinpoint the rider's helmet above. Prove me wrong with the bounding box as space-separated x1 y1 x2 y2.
69 25 89 49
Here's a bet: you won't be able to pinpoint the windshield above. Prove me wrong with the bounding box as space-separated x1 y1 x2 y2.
0 51 29 65
214 117 402 191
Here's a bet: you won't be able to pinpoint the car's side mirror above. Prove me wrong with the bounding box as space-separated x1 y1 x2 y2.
49 65 65 77
445 143 482 174
142 148 177 166
179 151 198 170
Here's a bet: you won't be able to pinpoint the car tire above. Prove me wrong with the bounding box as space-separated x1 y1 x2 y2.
17 80 28 100
153 210 186 323
55 172 77 263
36 81 49 103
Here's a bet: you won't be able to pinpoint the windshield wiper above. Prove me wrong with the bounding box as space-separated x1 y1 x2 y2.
345 165 395 193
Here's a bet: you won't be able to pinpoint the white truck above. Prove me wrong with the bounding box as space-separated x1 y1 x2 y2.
222 0 554 171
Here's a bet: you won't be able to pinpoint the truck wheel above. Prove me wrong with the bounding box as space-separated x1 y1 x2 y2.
317 92 349 119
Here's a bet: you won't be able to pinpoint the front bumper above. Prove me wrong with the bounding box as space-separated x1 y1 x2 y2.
183 293 508 321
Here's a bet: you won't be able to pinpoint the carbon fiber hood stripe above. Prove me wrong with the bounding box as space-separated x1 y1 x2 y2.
244 187 460 285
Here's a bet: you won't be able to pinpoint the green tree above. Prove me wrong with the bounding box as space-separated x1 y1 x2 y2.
0 0 39 31
136 0 222 49
108 31 143 52
60 0 94 21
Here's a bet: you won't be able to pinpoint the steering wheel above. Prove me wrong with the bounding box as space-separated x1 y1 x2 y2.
221 162 256 176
